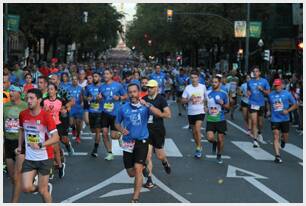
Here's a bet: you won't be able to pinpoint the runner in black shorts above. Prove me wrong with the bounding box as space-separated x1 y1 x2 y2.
143 80 172 188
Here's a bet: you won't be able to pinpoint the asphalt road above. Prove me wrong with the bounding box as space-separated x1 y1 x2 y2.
3 101 303 203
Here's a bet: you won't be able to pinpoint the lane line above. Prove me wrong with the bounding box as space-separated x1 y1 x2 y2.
63 152 88 156
281 143 303 160
227 120 267 144
232 141 274 160
205 155 231 159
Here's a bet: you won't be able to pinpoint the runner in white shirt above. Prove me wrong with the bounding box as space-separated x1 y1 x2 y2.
182 69 208 158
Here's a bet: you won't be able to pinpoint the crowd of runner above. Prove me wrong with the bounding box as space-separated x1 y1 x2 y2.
3 58 303 203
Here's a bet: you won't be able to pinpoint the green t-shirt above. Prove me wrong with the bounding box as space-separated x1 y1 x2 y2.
4 101 28 140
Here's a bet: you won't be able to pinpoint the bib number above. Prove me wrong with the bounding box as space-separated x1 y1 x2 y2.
104 103 114 112
121 140 135 153
90 103 99 110
251 104 260 110
5 119 19 133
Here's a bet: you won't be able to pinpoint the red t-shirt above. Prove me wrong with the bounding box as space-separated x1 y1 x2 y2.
23 83 36 94
113 75 121 83
39 66 50 77
19 109 57 160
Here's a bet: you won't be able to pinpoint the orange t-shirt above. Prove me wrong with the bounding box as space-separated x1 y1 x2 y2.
139 91 148 99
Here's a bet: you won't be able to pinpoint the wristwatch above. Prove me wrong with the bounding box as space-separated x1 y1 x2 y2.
38 143 43 149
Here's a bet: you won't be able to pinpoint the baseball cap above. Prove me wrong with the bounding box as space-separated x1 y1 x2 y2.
146 80 158 87
9 85 22 93
273 79 282 86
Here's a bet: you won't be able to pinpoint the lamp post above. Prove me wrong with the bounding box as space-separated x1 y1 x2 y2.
4 4 8 64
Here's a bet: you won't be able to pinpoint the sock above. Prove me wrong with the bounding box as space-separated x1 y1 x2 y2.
94 143 99 149
162 160 168 166
217 153 221 158
258 130 262 135
147 176 152 182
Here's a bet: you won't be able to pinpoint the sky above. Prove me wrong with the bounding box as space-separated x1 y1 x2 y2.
113 3 137 22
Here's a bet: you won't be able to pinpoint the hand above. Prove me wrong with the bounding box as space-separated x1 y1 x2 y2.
96 93 102 101
15 146 21 155
121 128 129 136
282 109 289 115
29 143 40 150
217 99 224 105
61 107 67 115
113 95 120 101
204 107 208 113
87 95 93 102
257 86 263 91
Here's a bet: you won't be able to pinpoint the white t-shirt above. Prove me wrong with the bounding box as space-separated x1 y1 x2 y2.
182 83 208 115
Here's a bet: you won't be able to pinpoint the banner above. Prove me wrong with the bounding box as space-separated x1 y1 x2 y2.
249 21 262 38
234 21 246 38
7 15 20 32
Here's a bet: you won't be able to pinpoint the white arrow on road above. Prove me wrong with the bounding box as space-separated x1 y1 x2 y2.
62 169 190 203
100 188 150 198
226 165 289 203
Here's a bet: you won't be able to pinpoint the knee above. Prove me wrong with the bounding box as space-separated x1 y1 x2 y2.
38 187 49 196
22 185 33 193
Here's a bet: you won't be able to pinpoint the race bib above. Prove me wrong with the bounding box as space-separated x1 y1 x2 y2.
5 119 19 133
251 104 260 110
104 103 114 112
90 103 100 110
26 133 40 144
148 115 154 124
121 139 135 153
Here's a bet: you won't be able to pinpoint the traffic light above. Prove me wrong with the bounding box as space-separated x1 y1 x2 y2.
167 9 173 22
264 49 270 61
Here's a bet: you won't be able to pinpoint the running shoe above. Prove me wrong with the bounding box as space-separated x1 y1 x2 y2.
104 152 114 161
58 163 66 178
66 142 75 156
178 113 182 116
162 161 171 174
131 199 139 203
281 140 286 149
48 183 53 195
216 154 223 164
144 179 155 189
75 136 81 144
274 156 283 163
91 148 98 157
257 134 264 143
33 175 39 195
49 168 54 180
253 140 259 148
194 149 202 159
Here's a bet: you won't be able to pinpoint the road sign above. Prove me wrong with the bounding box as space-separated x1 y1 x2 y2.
234 21 246 38
7 15 20 32
249 21 262 38
226 165 289 203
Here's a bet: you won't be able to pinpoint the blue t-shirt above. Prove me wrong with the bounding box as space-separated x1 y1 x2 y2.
175 74 188 92
131 79 141 87
149 72 167 94
59 82 72 92
69 85 83 111
84 84 101 113
99 81 126 116
247 78 270 106
115 102 150 141
240 83 249 104
206 90 229 122
268 90 296 122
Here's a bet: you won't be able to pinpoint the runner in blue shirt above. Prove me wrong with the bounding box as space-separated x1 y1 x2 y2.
149 65 167 95
99 68 128 161
83 72 103 157
268 79 297 163
115 83 164 203
238 75 252 136
205 76 230 164
175 68 188 116
247 66 270 147
69 75 84 144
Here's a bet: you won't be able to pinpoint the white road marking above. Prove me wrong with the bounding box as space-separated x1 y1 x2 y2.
205 155 231 159
111 138 183 157
62 169 190 203
227 120 267 144
299 162 303 166
281 143 303 160
191 139 208 143
63 152 88 156
99 188 150 198
181 124 205 130
232 141 274 160
71 136 92 140
227 165 289 203
69 132 91 135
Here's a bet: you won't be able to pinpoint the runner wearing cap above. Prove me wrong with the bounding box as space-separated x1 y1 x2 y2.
142 79 172 188
4 85 27 202
115 83 165 203
268 79 297 163
247 66 270 147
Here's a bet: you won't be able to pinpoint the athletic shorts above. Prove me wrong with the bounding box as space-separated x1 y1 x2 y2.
240 100 249 108
101 112 117 131
4 139 18 160
22 159 53 176
89 112 102 130
248 105 265 116
83 100 90 110
148 125 166 149
59 115 70 136
271 121 290 133
176 91 183 98
70 107 84 119
188 114 205 125
56 123 68 137
206 121 227 134
123 139 149 169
